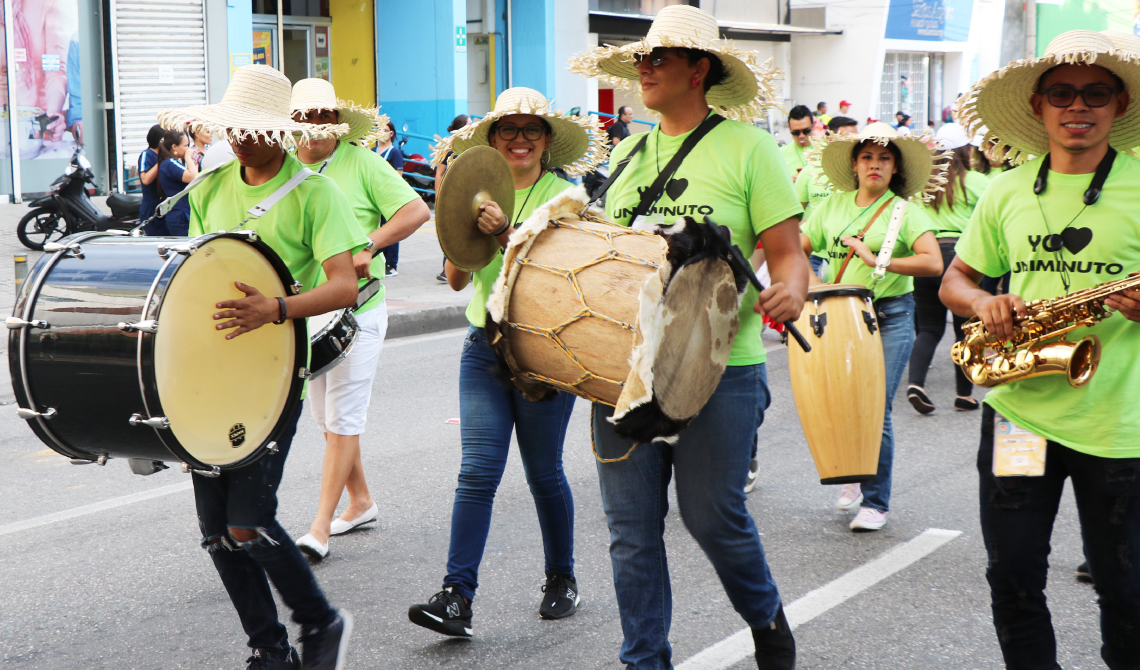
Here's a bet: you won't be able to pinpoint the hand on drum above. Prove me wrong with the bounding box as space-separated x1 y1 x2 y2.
214 282 280 339
1105 271 1140 323
352 249 373 280
754 282 804 325
971 293 1028 341
477 200 509 239
839 236 877 268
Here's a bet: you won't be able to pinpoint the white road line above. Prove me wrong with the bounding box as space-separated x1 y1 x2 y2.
0 481 193 538
676 528 962 670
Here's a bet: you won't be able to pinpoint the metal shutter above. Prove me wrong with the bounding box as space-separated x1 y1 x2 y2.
109 0 208 192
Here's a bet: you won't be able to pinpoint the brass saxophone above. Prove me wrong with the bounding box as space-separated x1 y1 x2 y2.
951 275 1140 388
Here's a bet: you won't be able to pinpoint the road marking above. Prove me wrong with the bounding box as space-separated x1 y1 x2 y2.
0 481 193 538
676 528 962 670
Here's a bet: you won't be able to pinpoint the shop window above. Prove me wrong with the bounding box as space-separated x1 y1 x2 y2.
589 0 693 14
251 0 329 18
879 52 930 131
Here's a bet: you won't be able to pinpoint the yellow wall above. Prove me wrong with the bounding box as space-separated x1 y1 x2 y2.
329 0 376 106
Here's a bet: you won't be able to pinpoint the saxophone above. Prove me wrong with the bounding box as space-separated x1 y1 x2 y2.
951 275 1140 388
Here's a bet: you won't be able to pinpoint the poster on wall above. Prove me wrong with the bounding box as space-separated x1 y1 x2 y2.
884 0 973 42
253 30 272 66
0 0 82 160
315 26 329 81
1036 0 1140 55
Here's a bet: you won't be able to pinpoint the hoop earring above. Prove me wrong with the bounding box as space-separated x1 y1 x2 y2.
542 148 551 166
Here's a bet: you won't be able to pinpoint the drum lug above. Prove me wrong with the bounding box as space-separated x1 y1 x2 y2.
128 413 170 429
5 316 49 330
43 242 84 259
128 458 169 476
118 320 158 334
862 310 879 334
298 367 311 379
71 454 108 466
156 244 194 259
290 281 303 295
233 229 259 242
16 406 56 420
182 462 221 477
810 312 827 337
266 441 278 454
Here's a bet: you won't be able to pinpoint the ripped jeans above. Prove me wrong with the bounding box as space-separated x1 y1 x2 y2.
978 404 1140 670
193 403 336 651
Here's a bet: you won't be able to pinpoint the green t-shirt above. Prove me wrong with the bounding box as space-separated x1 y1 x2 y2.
955 152 1140 458
803 189 936 299
781 142 807 179
925 170 989 239
466 171 573 328
605 116 803 366
793 164 834 218
301 141 420 313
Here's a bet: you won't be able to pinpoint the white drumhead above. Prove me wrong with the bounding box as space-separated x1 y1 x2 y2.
153 238 296 465
308 310 339 341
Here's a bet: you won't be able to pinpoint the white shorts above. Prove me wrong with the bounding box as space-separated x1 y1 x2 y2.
308 303 388 436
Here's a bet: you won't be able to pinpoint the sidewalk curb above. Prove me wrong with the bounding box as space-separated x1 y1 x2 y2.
386 304 469 339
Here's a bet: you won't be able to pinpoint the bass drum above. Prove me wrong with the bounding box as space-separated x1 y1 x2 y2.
8 230 307 472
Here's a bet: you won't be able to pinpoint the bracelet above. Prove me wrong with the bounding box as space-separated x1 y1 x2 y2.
489 220 511 237
273 297 287 325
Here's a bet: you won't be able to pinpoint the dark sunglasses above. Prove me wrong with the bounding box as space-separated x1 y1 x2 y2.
495 125 546 141
633 48 674 67
789 129 812 137
1039 85 1121 109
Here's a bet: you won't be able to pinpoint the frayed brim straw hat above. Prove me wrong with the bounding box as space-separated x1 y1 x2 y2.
430 87 609 177
567 5 782 123
157 65 348 147
290 78 390 147
815 121 949 202
956 30 1140 162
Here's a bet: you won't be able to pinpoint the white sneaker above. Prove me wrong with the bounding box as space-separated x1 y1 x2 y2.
329 503 379 536
850 507 887 531
296 533 329 560
744 458 760 494
836 483 863 511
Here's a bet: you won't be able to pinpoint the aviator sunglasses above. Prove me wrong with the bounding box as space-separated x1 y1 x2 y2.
789 129 812 137
1038 84 1121 108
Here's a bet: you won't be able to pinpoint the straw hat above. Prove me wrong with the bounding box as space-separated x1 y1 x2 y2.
157 65 348 147
567 5 782 123
814 121 949 202
956 30 1140 162
290 78 390 147
1101 30 1140 58
430 87 608 177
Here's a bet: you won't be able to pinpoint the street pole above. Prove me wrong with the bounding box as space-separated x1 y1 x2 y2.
3 0 22 203
1025 0 1037 58
277 1 285 72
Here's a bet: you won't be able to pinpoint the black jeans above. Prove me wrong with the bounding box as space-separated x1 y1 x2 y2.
977 404 1140 670
193 403 336 651
908 237 972 396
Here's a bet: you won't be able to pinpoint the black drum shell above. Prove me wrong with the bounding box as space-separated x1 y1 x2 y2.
308 309 359 379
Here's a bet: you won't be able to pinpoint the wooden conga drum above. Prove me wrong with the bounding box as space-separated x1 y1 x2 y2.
788 284 885 484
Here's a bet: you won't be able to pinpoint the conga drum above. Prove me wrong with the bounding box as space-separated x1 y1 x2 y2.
8 230 307 474
486 191 742 442
788 284 885 484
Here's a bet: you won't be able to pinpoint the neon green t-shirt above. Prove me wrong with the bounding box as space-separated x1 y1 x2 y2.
605 116 803 366
793 164 834 218
955 152 1140 458
925 170 989 239
465 171 573 328
803 189 936 299
781 142 807 179
301 141 420 313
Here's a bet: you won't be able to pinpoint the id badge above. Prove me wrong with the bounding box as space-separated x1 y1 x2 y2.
993 412 1047 477
632 212 665 231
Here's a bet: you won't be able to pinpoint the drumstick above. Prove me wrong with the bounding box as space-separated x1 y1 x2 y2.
703 217 811 353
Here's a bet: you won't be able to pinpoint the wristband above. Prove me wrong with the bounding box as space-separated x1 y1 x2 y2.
489 220 511 237
273 297 287 325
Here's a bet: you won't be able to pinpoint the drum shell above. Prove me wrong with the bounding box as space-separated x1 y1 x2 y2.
787 285 885 484
307 309 359 379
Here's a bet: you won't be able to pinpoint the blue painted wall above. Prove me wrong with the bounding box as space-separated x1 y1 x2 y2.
509 0 555 98
227 0 253 62
377 0 468 157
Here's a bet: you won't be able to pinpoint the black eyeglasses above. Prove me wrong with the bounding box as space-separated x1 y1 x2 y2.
789 129 811 137
633 48 673 67
1039 85 1121 108
495 125 546 141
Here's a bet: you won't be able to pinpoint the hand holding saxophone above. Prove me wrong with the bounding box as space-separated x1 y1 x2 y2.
1104 272 1140 322
970 293 1028 342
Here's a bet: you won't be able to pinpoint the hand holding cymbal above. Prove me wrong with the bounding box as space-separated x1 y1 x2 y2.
436 146 515 272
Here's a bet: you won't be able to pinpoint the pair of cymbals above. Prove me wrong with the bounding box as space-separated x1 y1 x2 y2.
436 146 515 272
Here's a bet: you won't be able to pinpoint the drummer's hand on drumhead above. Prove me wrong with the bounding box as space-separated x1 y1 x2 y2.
972 293 1027 342
476 201 508 236
754 282 804 325
352 249 373 280
840 237 877 268
213 282 278 339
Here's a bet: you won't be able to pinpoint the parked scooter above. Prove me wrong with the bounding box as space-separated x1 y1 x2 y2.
17 146 141 250
398 123 436 202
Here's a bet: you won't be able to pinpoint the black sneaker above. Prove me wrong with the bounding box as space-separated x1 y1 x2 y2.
1076 561 1094 585
299 609 353 670
246 646 300 670
539 573 581 620
408 587 474 637
752 605 795 670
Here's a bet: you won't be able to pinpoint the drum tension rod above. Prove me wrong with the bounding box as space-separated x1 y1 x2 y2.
129 413 170 429
16 407 57 420
118 320 158 334
43 242 84 259
182 462 221 477
862 310 878 334
5 316 49 330
71 454 108 466
291 281 303 295
156 244 194 259
811 313 827 338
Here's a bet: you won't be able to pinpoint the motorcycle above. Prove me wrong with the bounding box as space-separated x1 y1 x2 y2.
17 146 141 250
398 124 436 202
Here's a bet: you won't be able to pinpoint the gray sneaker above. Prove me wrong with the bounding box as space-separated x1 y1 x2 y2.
744 458 760 494
299 609 353 670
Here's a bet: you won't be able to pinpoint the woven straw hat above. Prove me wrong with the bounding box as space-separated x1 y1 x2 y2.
158 65 348 147
1101 30 1140 58
430 87 608 177
290 78 390 147
815 122 949 202
956 30 1140 161
567 5 782 123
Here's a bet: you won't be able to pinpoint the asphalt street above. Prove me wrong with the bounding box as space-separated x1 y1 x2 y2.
0 318 1106 669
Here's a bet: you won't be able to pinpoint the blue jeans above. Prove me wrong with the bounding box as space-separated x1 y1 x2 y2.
379 241 399 268
593 364 780 670
809 254 827 279
193 403 336 651
861 292 915 513
444 327 577 602
977 404 1140 670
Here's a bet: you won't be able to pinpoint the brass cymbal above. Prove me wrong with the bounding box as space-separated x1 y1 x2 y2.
436 146 515 272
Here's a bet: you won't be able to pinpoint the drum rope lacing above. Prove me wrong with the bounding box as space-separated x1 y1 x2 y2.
589 404 640 464
503 214 661 405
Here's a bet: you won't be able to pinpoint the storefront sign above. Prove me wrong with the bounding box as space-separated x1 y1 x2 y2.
884 0 973 42
456 26 467 53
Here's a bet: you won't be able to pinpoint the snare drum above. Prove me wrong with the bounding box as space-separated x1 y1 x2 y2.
8 230 308 473
307 308 359 379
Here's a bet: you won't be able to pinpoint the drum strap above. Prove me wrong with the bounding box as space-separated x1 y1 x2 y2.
233 168 315 230
832 196 894 284
154 162 223 218
872 200 908 282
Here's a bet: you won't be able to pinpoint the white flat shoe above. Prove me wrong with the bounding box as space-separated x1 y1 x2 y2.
296 533 329 560
329 503 378 536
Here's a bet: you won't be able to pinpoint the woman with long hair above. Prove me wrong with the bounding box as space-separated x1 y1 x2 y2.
801 122 944 531
154 128 198 236
906 124 989 413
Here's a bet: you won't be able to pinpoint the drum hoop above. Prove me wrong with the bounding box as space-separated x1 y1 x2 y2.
138 232 309 470
307 309 359 379
809 286 874 301
309 308 347 342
